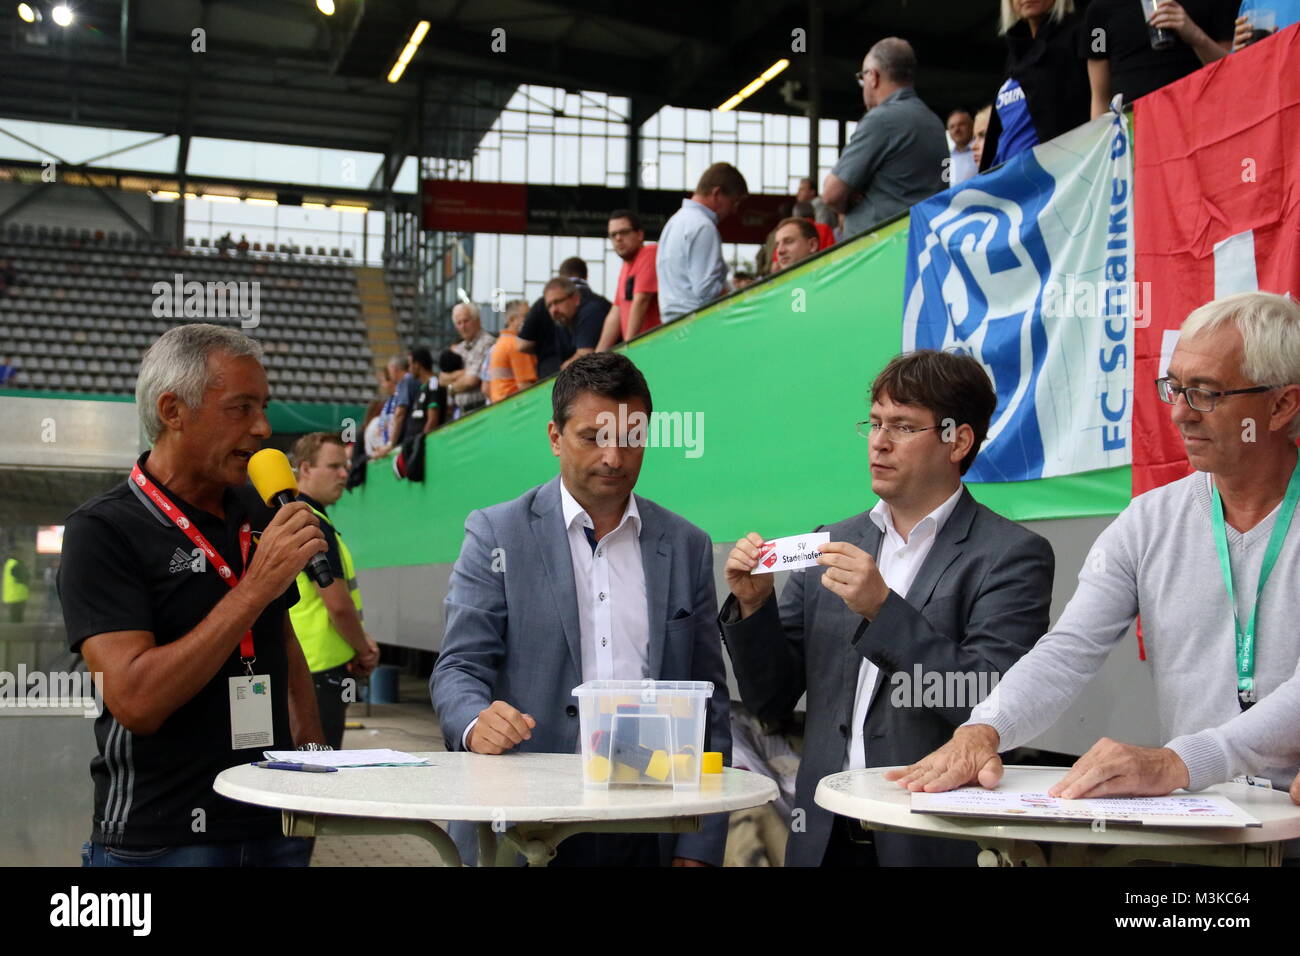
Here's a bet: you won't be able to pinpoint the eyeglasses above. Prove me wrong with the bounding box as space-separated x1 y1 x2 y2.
608 228 636 240
854 68 875 88
856 421 942 441
1154 377 1280 412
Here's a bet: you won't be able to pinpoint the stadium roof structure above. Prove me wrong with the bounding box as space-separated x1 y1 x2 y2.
0 0 1007 188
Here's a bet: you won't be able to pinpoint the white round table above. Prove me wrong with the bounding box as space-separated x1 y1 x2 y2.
815 766 1300 866
215 751 777 866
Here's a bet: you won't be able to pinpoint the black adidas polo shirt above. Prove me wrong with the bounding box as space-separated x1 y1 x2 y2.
59 452 299 848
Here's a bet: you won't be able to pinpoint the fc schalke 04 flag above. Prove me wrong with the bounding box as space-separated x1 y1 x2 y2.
903 108 1135 482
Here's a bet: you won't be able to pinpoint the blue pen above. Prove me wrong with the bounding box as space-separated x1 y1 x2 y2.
252 760 339 773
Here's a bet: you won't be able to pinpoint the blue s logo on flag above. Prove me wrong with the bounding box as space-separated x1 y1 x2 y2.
903 110 1134 482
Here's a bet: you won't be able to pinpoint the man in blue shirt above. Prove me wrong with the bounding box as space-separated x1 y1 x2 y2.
655 162 748 323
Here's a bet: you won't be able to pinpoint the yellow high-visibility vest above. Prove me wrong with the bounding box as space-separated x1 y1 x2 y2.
288 506 363 673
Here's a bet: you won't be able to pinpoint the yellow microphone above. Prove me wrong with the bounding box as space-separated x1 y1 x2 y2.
248 448 333 588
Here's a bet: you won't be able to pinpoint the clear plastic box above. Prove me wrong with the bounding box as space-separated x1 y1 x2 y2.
573 680 714 790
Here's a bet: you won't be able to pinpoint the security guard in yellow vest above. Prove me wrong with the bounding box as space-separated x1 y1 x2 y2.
287 433 378 749
3 555 30 623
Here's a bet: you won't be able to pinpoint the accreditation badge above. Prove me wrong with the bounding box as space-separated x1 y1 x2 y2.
229 674 274 750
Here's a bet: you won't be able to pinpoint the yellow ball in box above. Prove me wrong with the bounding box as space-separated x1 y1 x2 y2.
672 753 695 780
586 754 611 783
613 762 641 783
644 749 671 782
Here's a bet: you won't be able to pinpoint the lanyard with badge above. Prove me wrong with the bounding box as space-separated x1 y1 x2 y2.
1209 459 1300 711
130 463 274 749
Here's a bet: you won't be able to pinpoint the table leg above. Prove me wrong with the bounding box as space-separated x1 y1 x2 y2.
281 811 463 867
494 816 705 867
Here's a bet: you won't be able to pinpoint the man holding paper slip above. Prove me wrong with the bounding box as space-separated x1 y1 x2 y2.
891 293 1300 827
721 350 1055 866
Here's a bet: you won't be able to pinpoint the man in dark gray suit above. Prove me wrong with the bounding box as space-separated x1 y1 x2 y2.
720 350 1054 866
431 352 730 866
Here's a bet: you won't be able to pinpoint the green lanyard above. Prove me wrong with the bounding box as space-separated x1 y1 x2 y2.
1210 458 1300 708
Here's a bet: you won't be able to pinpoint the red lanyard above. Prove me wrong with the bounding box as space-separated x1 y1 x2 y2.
131 463 256 661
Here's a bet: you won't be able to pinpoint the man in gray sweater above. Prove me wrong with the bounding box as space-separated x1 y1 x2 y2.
890 291 1300 804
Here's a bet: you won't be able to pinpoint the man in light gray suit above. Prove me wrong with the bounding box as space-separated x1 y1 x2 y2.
431 352 730 866
721 350 1054 866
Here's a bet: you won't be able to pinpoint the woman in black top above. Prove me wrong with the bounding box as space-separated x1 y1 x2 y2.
1083 0 1237 119
981 0 1091 171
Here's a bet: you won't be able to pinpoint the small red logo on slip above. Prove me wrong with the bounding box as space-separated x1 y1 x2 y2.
758 541 778 569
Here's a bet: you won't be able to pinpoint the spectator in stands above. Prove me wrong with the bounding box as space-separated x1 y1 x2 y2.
444 303 496 418
792 201 836 249
946 110 978 185
288 432 379 751
822 37 949 239
596 210 661 352
543 277 610 371
980 0 1090 172
372 354 418 459
0 356 17 387
400 347 440 440
657 162 749 322
2 553 29 623
796 177 838 228
0 258 15 296
519 257 590 378
971 104 993 168
732 271 757 292
435 349 461 424
1233 2 1299 49
486 299 538 402
1084 0 1235 119
236 234 250 256
771 218 822 274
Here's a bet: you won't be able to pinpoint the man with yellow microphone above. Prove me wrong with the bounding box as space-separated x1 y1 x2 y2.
61 324 328 867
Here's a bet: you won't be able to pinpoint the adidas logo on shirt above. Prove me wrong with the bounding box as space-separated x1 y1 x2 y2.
168 547 194 574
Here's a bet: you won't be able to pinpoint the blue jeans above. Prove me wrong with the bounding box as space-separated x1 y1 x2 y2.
82 835 313 867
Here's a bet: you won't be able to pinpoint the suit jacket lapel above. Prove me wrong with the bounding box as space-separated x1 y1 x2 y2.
861 490 976 711
530 477 583 679
639 497 671 677
840 519 884 726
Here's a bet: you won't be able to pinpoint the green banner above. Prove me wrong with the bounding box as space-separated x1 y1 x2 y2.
333 218 1131 570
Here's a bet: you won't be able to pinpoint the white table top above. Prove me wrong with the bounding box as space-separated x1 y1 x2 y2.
816 766 1300 847
215 751 777 824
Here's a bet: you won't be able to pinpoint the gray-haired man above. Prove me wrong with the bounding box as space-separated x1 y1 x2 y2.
60 323 328 866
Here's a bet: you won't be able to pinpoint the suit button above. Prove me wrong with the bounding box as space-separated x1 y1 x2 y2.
838 724 848 736
565 705 577 717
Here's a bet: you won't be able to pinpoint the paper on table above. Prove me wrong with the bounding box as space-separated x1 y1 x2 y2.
910 788 1261 828
261 748 428 768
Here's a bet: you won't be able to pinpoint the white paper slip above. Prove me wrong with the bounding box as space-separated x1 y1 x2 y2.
261 748 429 768
751 532 829 574
910 788 1261 828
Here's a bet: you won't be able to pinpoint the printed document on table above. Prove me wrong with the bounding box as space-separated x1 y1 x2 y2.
261 748 428 768
910 788 1260 828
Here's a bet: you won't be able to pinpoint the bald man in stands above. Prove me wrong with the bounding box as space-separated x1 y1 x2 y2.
822 37 948 239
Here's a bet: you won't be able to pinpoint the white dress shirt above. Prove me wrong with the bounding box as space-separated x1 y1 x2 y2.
656 198 727 322
460 480 652 750
844 485 964 771
559 480 651 684
948 143 977 185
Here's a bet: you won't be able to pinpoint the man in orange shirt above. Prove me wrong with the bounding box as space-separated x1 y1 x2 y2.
486 299 538 403
596 210 661 351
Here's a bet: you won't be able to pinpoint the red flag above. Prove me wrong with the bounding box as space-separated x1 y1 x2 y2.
1132 25 1300 497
